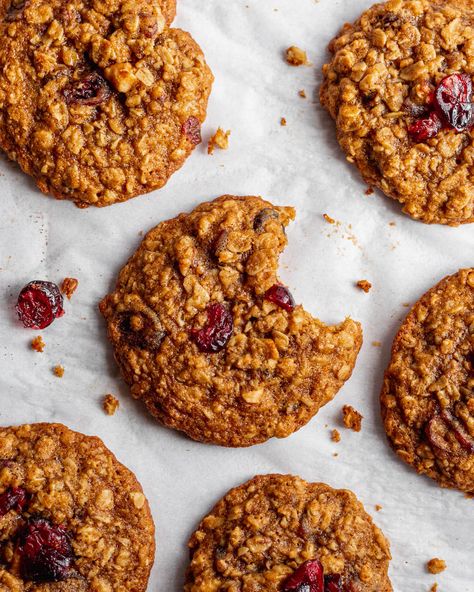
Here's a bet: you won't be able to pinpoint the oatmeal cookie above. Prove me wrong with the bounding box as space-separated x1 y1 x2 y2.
185 474 392 592
99 195 363 447
0 0 212 208
0 422 155 591
381 269 474 493
320 0 474 225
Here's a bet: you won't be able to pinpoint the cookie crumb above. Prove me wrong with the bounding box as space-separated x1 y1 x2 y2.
427 559 446 575
372 341 382 347
103 394 120 416
357 280 372 293
365 186 374 195
31 336 45 353
342 405 363 432
323 213 335 224
53 365 64 378
285 46 309 66
389 221 396 226
375 504 382 511
61 277 78 300
333 452 338 457
298 89 307 98
208 128 231 155
331 429 341 443
402 302 410 307
429 584 438 592
280 117 287 126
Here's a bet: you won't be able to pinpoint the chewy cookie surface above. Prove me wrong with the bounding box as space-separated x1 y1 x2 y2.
381 269 474 493
185 474 392 591
320 0 474 225
0 0 212 207
0 423 155 590
100 195 363 447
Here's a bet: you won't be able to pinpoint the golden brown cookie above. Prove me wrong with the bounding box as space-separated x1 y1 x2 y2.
185 474 392 592
0 423 155 590
99 195 363 447
320 0 474 225
0 0 212 208
381 269 474 493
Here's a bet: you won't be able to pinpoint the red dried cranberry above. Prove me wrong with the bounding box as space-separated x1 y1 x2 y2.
324 574 343 592
0 487 27 517
283 560 324 592
265 284 295 312
182 116 202 145
64 72 111 106
190 303 233 353
253 208 279 232
434 73 474 132
407 111 441 142
118 312 166 351
16 281 64 330
18 517 73 582
426 410 474 455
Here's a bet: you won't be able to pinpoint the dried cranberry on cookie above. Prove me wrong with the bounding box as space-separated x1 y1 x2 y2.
321 0 474 225
185 475 392 592
99 195 363 447
0 0 212 207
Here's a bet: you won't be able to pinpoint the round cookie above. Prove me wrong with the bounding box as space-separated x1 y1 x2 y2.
320 0 474 225
0 0 212 208
99 195 363 447
381 268 474 493
185 474 392 592
0 422 155 590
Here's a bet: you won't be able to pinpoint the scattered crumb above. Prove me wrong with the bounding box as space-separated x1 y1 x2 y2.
331 429 341 443
402 302 411 307
427 559 446 575
323 213 335 224
61 277 78 299
375 504 383 511
31 336 45 353
430 584 438 592
372 341 382 347
365 186 374 195
332 453 338 457
298 89 307 98
342 405 363 432
389 221 396 226
53 365 64 378
208 127 231 155
285 45 309 66
103 394 120 416
357 280 372 293
280 117 287 126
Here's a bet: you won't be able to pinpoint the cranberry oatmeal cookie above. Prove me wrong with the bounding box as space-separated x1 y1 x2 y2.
381 269 474 493
185 474 392 592
99 195 363 447
0 423 155 590
0 0 212 207
320 0 474 225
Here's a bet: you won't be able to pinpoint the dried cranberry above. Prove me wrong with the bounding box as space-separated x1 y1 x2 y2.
0 487 27 517
64 72 111 106
118 312 166 351
324 574 343 592
253 208 279 232
407 111 442 142
426 410 474 455
265 284 295 312
18 517 73 582
434 73 474 132
182 116 202 145
283 560 324 592
16 281 64 330
190 303 233 353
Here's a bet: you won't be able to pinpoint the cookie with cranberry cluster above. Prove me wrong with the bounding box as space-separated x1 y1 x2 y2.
0 0 212 207
381 268 474 493
99 195 363 447
185 474 392 592
0 423 155 590
320 0 474 225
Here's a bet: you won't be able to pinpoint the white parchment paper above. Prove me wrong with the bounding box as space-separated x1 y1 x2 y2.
0 0 473 590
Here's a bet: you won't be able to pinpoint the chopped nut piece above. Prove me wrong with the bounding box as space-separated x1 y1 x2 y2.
103 394 120 416
323 213 335 224
285 46 309 66
61 277 78 300
208 128 231 155
31 336 45 353
53 365 64 378
342 405 363 432
331 429 341 442
298 89 307 98
427 559 446 575
357 280 372 293
280 117 287 126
